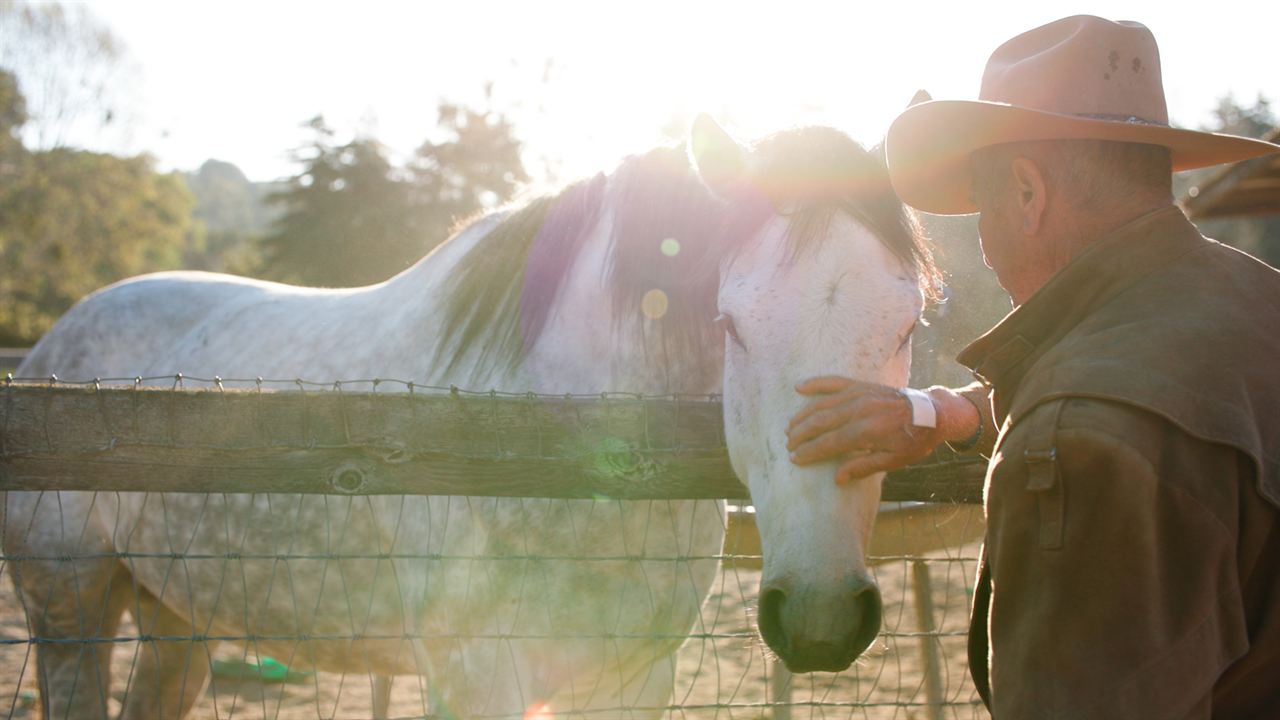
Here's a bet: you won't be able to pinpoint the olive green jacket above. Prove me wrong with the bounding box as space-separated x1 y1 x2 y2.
958 207 1280 718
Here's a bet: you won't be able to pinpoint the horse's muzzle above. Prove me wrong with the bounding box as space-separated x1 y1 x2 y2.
757 576 883 673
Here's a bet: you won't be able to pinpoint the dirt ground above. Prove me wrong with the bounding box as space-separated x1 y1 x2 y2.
0 510 988 720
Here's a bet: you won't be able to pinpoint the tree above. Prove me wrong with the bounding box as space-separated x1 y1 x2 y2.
0 0 138 150
0 67 25 147
258 116 422 286
411 95 530 231
0 79 193 345
0 69 28 201
1207 93 1275 140
259 98 529 287
182 159 279 274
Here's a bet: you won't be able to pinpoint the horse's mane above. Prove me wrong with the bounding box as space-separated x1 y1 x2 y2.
433 128 937 379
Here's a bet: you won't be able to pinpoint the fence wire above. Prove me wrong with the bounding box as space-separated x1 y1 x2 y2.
0 377 989 719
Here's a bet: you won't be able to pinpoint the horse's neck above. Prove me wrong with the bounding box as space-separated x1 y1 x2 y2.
519 217 724 396
397 200 724 396
362 214 510 385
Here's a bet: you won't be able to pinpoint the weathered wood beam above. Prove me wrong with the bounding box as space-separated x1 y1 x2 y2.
1 384 986 503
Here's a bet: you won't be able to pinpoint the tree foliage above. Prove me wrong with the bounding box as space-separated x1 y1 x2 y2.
0 71 192 345
0 68 27 191
1206 93 1275 140
0 0 137 150
258 117 420 286
411 99 529 232
259 101 528 287
182 159 279 274
0 67 25 143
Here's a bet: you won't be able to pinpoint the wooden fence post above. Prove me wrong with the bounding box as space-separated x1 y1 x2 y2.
912 559 945 720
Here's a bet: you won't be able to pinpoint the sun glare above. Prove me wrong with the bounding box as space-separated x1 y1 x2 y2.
83 1 1280 182
524 702 554 720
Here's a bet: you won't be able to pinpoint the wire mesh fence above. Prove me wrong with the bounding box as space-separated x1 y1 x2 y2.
0 377 989 719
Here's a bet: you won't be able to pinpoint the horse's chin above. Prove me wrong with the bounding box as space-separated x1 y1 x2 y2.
772 633 873 674
781 652 855 675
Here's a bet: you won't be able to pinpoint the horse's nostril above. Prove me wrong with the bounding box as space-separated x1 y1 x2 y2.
758 586 788 654
849 584 884 659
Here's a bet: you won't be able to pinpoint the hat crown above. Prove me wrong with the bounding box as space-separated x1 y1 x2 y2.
980 15 1168 125
884 14 1279 215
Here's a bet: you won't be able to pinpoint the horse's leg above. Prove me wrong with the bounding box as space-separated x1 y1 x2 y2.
606 651 678 720
4 491 130 720
24 563 130 720
458 645 675 720
542 647 677 720
117 586 212 720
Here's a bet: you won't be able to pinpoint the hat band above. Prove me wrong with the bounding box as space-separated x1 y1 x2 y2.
1074 111 1168 127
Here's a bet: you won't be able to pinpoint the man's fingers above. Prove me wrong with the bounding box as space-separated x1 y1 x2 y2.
835 453 899 485
789 421 874 465
787 389 859 432
786 402 863 449
795 376 895 397
794 376 856 396
788 388 904 435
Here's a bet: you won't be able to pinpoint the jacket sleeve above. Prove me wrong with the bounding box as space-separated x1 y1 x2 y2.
955 381 998 457
984 398 1249 719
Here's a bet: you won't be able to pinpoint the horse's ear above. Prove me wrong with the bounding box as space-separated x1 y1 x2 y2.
689 113 747 199
870 91 932 163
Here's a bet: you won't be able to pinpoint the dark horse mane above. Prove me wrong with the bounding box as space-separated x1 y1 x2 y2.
432 127 938 378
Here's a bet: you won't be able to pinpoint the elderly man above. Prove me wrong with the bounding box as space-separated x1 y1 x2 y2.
786 16 1280 718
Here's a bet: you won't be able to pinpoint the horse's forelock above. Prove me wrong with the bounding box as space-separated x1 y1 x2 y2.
747 128 939 299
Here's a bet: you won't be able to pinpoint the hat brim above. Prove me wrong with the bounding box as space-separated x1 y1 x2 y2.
886 100 1280 215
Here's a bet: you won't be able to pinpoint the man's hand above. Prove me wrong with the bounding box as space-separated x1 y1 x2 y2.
786 377 980 484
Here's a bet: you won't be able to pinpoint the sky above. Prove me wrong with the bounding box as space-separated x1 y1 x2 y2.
65 0 1280 183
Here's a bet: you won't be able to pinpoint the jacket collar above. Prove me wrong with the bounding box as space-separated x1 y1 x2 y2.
957 206 1205 404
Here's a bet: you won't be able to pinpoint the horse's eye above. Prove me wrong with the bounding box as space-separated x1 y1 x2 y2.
897 319 920 354
715 312 746 351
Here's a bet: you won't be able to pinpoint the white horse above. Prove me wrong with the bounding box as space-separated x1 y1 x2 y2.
5 115 933 718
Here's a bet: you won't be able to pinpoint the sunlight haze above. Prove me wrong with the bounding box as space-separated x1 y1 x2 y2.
82 0 1280 184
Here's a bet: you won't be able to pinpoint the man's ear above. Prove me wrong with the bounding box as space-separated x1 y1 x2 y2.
689 113 747 199
1010 157 1048 236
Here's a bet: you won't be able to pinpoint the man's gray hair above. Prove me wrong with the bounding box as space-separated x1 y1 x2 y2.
972 139 1173 210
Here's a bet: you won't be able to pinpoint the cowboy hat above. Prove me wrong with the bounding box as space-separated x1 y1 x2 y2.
885 15 1280 215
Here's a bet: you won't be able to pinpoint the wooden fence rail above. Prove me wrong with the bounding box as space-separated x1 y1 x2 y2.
0 382 985 502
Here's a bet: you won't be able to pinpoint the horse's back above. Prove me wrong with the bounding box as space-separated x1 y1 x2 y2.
19 271 325 380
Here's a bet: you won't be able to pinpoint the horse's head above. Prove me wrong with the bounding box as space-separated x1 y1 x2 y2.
450 113 933 673
691 116 933 673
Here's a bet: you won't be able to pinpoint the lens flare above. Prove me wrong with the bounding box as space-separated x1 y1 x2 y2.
524 703 554 720
641 288 669 320
660 237 681 257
